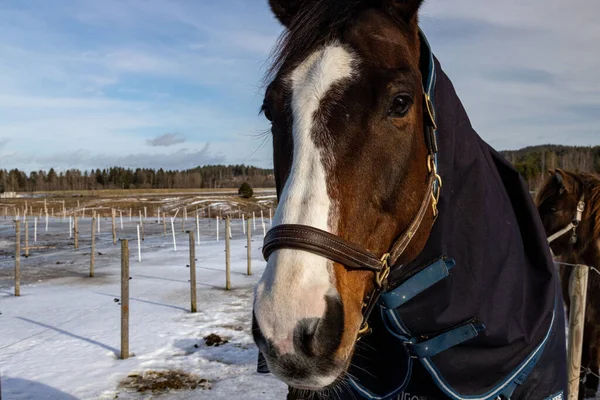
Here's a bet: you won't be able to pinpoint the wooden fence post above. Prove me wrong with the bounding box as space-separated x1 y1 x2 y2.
171 218 177 252
112 209 117 245
15 220 20 297
24 217 29 257
163 215 167 236
74 214 79 250
196 212 201 245
137 225 142 263
225 217 231 290
247 218 252 276
181 209 185 232
139 211 144 240
121 239 130 360
189 231 197 313
567 264 590 400
90 217 96 277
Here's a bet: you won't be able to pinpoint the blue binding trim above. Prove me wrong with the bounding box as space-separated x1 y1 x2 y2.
380 257 455 309
347 307 414 400
349 364 413 400
420 301 556 400
405 321 485 359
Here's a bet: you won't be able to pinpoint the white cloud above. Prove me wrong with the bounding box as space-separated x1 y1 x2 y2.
418 0 600 149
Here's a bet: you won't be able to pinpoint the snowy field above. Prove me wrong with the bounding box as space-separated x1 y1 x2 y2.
0 215 287 399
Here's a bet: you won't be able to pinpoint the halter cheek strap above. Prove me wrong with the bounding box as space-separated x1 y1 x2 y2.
547 194 585 245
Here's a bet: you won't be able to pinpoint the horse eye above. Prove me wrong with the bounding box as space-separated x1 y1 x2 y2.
550 207 558 213
388 94 413 118
261 103 273 122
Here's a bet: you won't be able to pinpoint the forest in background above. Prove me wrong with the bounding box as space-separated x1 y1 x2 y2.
500 145 600 190
0 165 274 192
1 145 599 193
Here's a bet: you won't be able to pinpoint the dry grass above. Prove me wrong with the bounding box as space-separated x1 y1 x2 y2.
29 187 275 198
0 188 277 218
118 370 211 393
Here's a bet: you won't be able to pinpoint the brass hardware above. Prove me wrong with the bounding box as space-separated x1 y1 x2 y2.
375 253 391 288
424 93 437 130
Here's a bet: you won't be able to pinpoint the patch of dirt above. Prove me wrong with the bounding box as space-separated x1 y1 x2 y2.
119 370 211 393
204 333 229 347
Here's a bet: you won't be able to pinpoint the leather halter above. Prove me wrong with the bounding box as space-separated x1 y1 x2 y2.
547 194 585 245
262 92 441 340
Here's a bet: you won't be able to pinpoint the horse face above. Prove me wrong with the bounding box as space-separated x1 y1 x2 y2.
252 0 434 390
536 169 581 254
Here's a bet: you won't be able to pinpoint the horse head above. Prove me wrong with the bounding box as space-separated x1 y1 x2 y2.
536 168 599 257
252 0 437 391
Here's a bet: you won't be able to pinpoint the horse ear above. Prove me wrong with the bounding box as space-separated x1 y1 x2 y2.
268 0 304 27
554 169 577 195
554 170 564 189
386 0 425 25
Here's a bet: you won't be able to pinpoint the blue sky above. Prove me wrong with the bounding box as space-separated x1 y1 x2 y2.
0 0 599 173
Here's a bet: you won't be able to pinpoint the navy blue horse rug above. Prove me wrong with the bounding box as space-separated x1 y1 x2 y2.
337 34 568 400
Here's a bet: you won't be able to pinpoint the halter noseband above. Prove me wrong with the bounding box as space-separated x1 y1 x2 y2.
262 92 440 340
547 194 585 245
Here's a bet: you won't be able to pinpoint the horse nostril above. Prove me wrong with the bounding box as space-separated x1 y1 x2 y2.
294 318 320 357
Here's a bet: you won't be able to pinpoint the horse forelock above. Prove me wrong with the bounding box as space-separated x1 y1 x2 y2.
265 0 418 83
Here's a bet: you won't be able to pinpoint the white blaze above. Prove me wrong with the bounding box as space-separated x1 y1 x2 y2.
255 44 356 351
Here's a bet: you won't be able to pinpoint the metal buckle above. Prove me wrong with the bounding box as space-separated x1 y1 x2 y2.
427 155 443 217
424 93 437 130
358 323 372 339
375 253 391 288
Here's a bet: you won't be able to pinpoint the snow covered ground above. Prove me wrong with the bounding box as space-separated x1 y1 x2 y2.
0 216 287 399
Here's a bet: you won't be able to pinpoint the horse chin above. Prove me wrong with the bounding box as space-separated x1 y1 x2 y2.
265 352 350 392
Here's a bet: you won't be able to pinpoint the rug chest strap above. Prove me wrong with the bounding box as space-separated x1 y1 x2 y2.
404 321 485 359
380 257 455 309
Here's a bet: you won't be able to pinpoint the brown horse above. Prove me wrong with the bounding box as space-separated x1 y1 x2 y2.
253 1 567 399
537 169 600 399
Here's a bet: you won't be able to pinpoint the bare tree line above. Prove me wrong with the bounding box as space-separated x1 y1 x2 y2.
0 165 275 193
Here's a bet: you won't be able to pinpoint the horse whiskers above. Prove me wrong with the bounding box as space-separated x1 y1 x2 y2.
347 361 378 380
354 339 379 354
